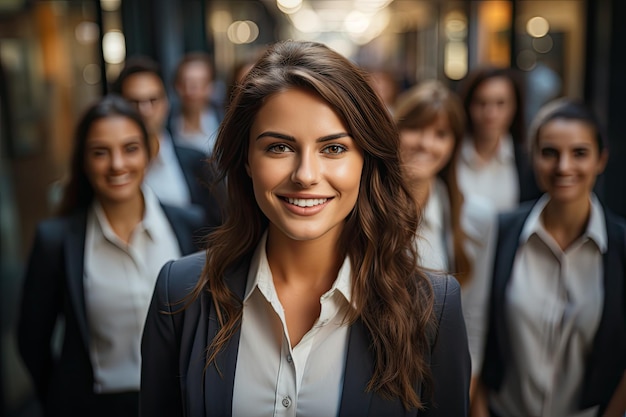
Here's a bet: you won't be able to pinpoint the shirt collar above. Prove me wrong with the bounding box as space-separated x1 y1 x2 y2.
519 193 607 253
90 186 162 244
460 133 515 168
421 179 447 231
244 231 353 305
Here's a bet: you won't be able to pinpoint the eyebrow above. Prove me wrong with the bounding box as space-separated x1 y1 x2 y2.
255 131 351 142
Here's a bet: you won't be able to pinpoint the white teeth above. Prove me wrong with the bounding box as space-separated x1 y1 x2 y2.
286 197 328 207
109 174 130 185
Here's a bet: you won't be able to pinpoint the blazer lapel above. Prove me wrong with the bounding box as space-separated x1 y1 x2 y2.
64 210 91 351
338 319 374 417
580 213 626 409
205 258 250 417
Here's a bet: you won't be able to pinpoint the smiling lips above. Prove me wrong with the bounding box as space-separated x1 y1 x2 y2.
108 173 131 185
286 197 329 207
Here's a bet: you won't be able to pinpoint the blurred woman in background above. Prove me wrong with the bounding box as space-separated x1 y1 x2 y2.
478 98 626 417
17 95 203 417
394 79 496 402
457 67 541 212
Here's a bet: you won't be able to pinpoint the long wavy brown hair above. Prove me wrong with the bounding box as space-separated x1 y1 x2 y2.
189 40 436 409
394 80 472 285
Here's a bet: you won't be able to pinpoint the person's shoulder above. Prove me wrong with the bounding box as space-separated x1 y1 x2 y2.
426 272 461 305
173 142 208 162
161 202 205 229
157 251 206 302
34 212 84 241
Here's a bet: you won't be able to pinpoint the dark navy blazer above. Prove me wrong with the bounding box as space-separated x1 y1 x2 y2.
17 204 204 417
481 200 626 415
172 142 226 229
140 253 471 417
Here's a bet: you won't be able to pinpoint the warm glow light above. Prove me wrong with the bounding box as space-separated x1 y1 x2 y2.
291 9 322 33
277 0 302 14
83 63 101 85
344 10 370 34
102 30 125 64
444 42 468 80
100 0 121 12
526 16 550 38
445 11 467 41
75 21 99 44
227 20 259 44
354 0 393 12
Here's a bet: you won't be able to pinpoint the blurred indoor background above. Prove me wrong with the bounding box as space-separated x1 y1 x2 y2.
0 0 624 415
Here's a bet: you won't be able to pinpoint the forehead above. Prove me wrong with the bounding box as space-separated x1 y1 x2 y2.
537 118 597 146
122 72 165 97
473 76 514 98
85 115 143 143
179 61 211 78
251 89 346 134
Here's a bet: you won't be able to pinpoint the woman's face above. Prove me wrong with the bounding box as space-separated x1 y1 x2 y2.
399 113 455 184
534 119 607 205
84 115 148 206
247 88 364 243
469 76 516 139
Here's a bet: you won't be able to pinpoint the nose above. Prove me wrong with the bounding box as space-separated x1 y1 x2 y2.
137 100 153 117
291 150 320 188
557 153 572 172
111 149 124 171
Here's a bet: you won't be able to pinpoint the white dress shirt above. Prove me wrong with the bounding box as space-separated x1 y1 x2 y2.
416 179 497 375
456 134 519 212
84 187 181 393
144 130 192 207
172 107 220 154
490 194 605 417
232 232 352 417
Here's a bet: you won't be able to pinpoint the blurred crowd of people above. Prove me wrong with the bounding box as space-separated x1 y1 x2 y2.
14 41 626 417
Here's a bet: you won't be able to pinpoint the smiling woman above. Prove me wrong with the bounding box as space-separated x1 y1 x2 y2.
16 95 204 417
477 98 626 417
140 40 470 417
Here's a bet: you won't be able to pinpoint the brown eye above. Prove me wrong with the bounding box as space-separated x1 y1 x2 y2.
323 144 347 155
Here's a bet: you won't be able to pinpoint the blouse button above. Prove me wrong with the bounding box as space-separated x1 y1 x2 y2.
287 353 293 363
282 396 292 408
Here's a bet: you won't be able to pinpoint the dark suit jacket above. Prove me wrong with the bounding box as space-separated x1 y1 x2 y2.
17 204 204 417
481 200 626 415
513 142 542 205
140 253 471 417
172 142 226 229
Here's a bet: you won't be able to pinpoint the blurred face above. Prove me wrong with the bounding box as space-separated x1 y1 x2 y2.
247 88 364 243
84 116 148 206
469 76 516 139
121 72 169 135
534 119 607 205
175 61 213 111
399 114 455 184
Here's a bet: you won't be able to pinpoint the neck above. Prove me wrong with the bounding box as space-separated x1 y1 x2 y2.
541 196 591 250
98 193 145 244
181 107 203 132
265 226 344 293
472 131 503 161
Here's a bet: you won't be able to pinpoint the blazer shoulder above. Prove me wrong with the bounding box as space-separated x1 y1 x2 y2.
157 251 206 304
161 203 205 230
427 273 462 320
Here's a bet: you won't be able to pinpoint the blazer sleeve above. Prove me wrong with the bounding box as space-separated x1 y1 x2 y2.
424 275 471 417
140 260 185 417
17 220 65 403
